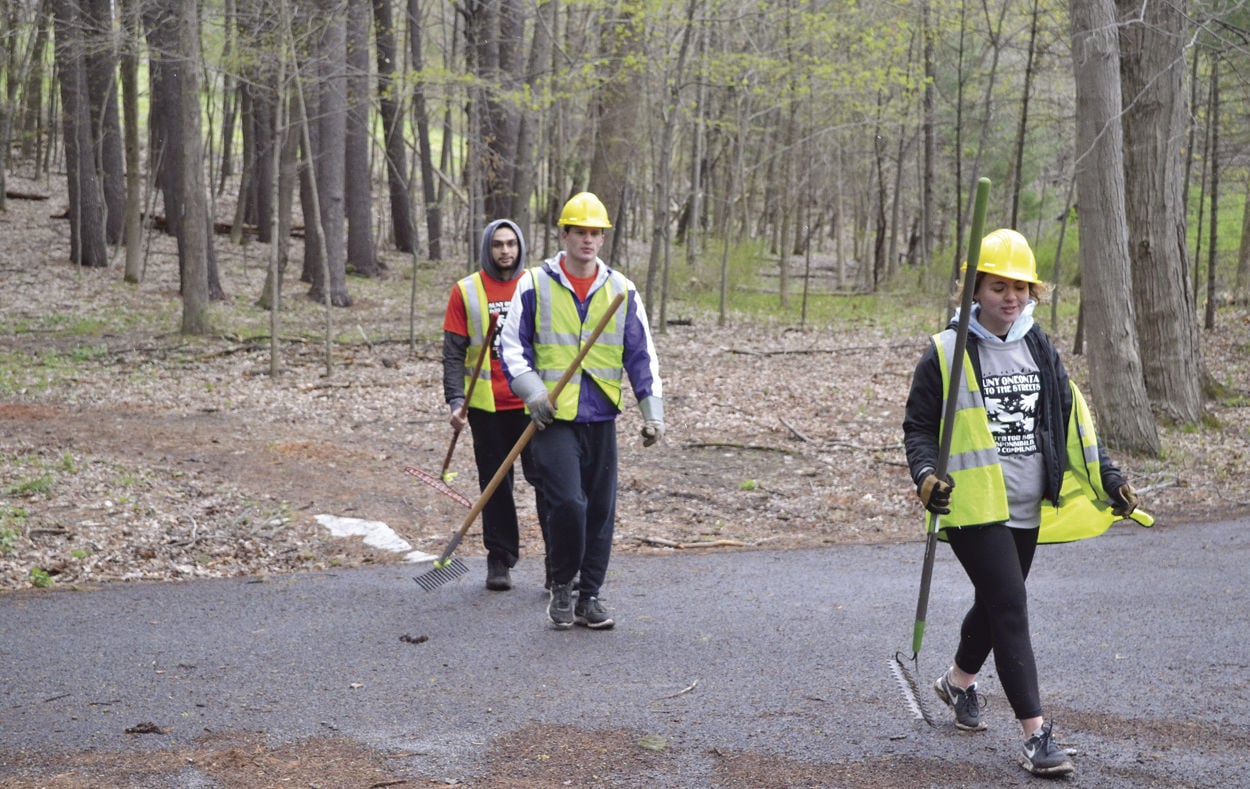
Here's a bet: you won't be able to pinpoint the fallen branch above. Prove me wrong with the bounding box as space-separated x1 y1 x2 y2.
682 441 796 455
639 536 748 549
653 678 700 701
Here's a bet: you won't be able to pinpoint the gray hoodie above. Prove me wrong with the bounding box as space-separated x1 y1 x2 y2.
442 220 527 409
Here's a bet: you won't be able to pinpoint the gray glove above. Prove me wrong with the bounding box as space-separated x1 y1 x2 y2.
526 393 555 430
641 420 664 447
448 398 467 430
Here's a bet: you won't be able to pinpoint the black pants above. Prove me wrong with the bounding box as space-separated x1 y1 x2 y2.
467 408 547 567
527 420 617 598
945 523 1042 721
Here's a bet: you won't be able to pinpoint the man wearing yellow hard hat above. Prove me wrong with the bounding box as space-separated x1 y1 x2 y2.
499 192 664 631
902 228 1145 777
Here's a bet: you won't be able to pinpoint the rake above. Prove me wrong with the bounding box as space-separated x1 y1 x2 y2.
415 291 627 591
891 176 990 725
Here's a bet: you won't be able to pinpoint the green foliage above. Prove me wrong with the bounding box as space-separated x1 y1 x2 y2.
6 472 54 497
28 567 53 588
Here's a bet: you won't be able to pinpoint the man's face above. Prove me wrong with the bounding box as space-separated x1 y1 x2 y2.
561 226 605 266
491 226 520 272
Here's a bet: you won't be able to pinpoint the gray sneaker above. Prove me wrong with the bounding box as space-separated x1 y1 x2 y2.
934 669 986 731
573 596 614 629
1020 722 1074 776
547 582 573 629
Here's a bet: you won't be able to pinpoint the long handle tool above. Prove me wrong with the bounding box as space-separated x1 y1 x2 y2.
415 292 627 591
405 316 499 508
442 314 499 481
891 177 991 724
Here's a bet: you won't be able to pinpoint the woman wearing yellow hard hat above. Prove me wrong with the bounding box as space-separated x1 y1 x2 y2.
902 228 1144 777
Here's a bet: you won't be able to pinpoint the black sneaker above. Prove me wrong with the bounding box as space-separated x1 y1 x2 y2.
1020 722 1074 776
485 558 512 591
573 596 614 629
547 582 573 629
934 669 987 731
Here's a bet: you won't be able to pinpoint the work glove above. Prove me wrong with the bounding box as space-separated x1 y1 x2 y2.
448 399 467 431
641 420 664 447
1110 483 1138 517
917 471 955 515
526 393 555 430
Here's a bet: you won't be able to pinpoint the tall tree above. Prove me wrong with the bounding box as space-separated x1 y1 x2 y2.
408 0 442 259
587 0 645 227
1116 0 1204 424
344 0 379 274
51 0 108 267
372 0 416 253
1069 0 1158 454
177 0 211 333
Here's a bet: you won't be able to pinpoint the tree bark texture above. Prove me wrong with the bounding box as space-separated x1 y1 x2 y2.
177 0 211 334
299 0 351 306
372 0 416 253
1069 0 1158 454
1116 0 1204 425
51 0 108 267
408 0 441 260
345 0 378 275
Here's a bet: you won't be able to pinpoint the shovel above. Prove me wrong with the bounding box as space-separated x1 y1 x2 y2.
415 291 627 591
891 177 990 724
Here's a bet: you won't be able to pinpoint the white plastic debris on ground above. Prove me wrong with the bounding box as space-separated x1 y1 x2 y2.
314 515 437 563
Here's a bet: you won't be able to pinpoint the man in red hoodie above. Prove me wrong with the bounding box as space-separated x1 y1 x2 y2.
442 219 548 591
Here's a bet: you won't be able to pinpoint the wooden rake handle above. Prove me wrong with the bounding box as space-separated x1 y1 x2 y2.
441 314 499 478
451 292 627 547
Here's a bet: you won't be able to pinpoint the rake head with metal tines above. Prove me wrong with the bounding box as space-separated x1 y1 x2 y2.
890 653 935 725
414 557 469 591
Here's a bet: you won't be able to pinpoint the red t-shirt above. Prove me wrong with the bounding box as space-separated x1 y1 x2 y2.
443 273 524 410
561 260 597 301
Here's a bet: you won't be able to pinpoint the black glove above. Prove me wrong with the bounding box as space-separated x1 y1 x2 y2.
526 393 555 430
1110 483 1138 517
917 472 955 515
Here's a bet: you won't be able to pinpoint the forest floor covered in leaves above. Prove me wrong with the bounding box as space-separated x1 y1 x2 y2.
2 175 1249 591
2 176 1250 786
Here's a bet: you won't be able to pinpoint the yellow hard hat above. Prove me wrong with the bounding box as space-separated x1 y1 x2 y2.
963 228 1041 283
557 192 612 229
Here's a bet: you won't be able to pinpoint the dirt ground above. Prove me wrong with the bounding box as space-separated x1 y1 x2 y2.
2 178 1249 786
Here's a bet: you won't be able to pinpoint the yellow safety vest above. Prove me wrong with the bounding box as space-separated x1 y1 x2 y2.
930 332 1132 543
530 267 627 419
456 273 497 412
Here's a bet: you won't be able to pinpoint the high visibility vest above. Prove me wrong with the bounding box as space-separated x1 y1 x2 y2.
930 332 1122 542
456 273 498 412
929 331 1010 530
530 267 627 419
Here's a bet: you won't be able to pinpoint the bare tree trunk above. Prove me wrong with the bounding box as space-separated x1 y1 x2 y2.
372 0 416 253
646 0 697 329
83 0 124 244
120 0 143 282
587 0 644 227
1204 57 1217 332
177 0 210 334
1007 0 1040 228
1069 0 1158 454
408 0 441 259
301 0 351 306
1116 0 1203 424
345 0 378 275
1236 172 1250 305
52 0 108 267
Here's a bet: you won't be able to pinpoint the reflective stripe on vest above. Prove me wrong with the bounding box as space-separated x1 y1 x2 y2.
457 274 497 412
1037 381 1116 543
531 268 626 418
931 331 1010 529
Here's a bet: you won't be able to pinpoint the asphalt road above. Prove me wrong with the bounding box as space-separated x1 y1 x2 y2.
2 517 1247 787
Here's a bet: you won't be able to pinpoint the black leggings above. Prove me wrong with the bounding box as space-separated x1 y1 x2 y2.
945 524 1042 721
